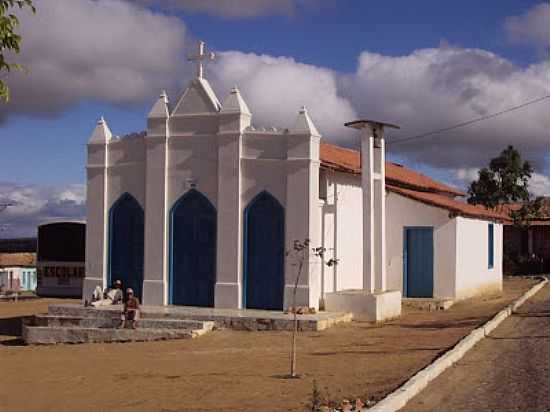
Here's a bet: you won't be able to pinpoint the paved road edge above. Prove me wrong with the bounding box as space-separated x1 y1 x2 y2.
366 276 549 412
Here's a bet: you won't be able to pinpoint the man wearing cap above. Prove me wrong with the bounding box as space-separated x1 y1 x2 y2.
90 280 123 307
120 288 140 329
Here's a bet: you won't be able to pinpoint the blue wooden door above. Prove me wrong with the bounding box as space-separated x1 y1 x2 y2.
404 227 434 298
170 190 216 307
109 193 144 300
244 191 285 310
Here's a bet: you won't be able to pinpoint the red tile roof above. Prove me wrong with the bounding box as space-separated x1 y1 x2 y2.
501 198 550 225
320 142 509 222
319 142 465 197
0 253 36 267
387 185 510 222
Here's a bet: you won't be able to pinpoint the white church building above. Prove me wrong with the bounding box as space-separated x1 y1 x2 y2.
83 42 506 320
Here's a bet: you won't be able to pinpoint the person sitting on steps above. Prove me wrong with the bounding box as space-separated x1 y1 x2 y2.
120 288 140 329
89 280 123 307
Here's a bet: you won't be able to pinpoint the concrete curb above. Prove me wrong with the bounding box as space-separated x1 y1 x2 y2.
366 277 548 412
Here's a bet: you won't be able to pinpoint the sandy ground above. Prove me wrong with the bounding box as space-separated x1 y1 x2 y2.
0 278 538 412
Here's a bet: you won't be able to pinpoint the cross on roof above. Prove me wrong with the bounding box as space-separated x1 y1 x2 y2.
187 40 215 79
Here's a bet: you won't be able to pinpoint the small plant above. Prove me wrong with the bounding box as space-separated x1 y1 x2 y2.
286 239 339 379
310 379 322 411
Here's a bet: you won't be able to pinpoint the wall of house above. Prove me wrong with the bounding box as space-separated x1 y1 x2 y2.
0 267 37 291
386 191 457 299
321 170 363 294
454 217 503 299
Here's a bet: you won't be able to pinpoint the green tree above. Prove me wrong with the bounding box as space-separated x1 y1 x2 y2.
0 0 35 101
467 145 533 210
509 196 546 228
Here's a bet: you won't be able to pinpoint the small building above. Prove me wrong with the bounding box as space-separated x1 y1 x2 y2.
503 198 550 274
0 252 37 292
36 221 86 298
83 41 506 318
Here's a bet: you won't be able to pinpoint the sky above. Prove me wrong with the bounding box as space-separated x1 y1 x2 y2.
1 0 550 237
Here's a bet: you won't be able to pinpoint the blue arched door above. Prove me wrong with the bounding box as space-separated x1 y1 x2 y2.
244 191 285 310
170 189 217 307
109 193 144 300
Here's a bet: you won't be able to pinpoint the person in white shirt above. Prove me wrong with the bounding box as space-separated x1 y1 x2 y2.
90 280 123 307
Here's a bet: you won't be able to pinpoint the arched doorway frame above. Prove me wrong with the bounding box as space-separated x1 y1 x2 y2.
108 192 144 300
243 190 285 310
169 189 217 306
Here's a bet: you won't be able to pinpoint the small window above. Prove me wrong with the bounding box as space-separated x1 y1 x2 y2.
488 223 494 269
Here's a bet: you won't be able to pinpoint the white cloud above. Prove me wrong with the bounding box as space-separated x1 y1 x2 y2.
454 167 479 186
0 0 190 122
133 0 315 19
0 183 85 238
1 1 549 176
530 173 550 197
506 3 550 50
210 51 357 140
452 168 550 199
342 46 550 170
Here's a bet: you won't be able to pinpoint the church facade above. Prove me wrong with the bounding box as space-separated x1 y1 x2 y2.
84 48 506 311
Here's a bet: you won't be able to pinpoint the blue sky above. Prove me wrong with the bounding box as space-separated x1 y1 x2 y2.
1 0 550 237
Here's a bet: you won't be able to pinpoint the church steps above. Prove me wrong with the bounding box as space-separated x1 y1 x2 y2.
32 314 212 331
22 325 210 345
42 304 352 333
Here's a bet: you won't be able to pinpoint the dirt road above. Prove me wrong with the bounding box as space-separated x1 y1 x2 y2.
404 282 550 412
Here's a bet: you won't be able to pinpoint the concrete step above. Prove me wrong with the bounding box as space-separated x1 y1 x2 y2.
22 325 211 345
33 314 213 330
402 298 455 311
45 304 353 331
48 305 121 319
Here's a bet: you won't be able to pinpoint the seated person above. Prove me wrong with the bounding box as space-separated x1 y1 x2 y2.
91 285 103 302
120 288 140 329
91 280 123 307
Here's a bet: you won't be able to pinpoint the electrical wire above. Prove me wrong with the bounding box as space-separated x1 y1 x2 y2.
387 93 550 146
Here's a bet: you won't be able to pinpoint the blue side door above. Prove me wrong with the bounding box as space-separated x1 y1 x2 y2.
404 227 434 298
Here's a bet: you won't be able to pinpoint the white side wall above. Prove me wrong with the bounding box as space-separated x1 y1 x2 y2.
321 170 363 294
386 192 457 298
455 217 503 299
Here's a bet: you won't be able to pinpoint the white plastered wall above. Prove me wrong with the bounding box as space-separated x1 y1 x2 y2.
320 170 363 295
241 130 321 309
454 216 503 299
386 191 457 298
107 137 146 209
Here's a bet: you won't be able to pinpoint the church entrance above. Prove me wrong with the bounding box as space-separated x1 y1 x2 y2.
109 193 144 300
244 191 285 310
170 189 216 307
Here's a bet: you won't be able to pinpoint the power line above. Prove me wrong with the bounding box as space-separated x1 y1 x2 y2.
387 93 550 146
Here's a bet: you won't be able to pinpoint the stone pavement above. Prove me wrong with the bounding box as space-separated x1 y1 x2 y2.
403 282 550 412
